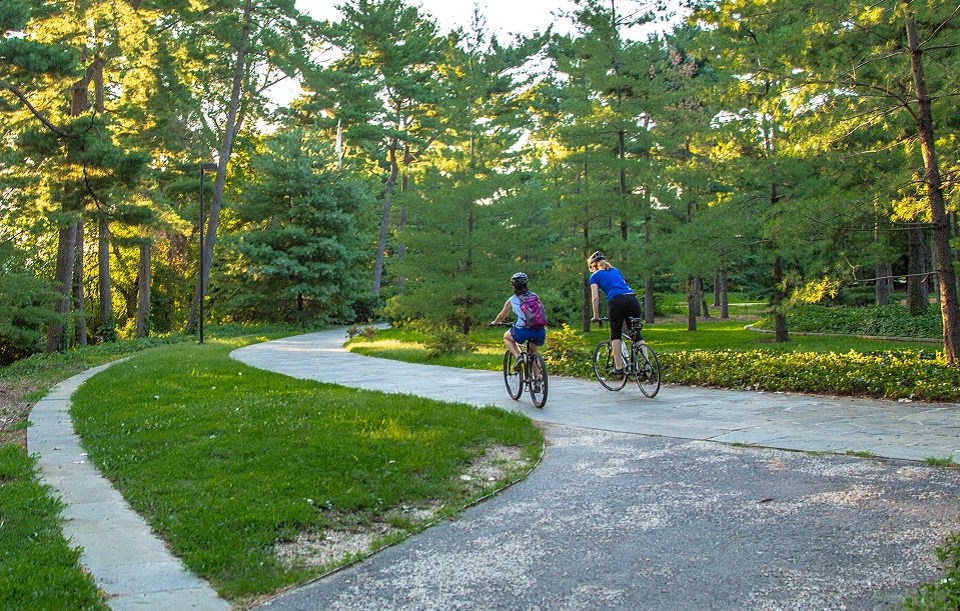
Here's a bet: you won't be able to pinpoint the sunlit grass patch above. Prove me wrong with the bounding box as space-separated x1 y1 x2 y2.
70 339 543 601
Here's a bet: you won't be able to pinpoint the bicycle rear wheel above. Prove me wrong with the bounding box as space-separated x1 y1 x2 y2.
635 344 661 398
503 351 524 400
527 353 548 408
593 341 627 391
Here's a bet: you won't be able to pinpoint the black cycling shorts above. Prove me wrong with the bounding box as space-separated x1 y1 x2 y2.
608 293 642 341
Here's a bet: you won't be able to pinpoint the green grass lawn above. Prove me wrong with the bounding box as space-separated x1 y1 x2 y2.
0 446 107 610
69 338 543 602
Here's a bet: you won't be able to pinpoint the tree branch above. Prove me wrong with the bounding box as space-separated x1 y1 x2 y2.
1 84 75 138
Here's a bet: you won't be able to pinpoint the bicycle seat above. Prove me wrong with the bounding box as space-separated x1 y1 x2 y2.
626 317 644 329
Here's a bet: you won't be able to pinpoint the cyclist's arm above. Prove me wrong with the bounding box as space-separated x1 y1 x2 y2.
491 298 512 325
590 284 601 321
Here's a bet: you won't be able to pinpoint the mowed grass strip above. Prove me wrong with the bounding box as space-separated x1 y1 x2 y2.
70 339 542 601
0 445 106 609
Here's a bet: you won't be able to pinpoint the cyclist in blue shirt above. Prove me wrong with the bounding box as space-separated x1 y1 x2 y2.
491 272 546 371
589 251 642 375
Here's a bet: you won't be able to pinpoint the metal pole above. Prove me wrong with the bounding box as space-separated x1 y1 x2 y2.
199 165 205 344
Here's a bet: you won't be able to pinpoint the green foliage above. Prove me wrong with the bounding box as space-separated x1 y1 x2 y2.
70 340 543 598
423 327 476 358
218 129 370 324
541 323 592 378
0 446 105 610
754 305 943 339
905 532 960 610
660 348 960 401
346 324 379 340
0 245 59 365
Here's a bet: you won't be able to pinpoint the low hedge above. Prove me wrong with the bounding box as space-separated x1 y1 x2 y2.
660 349 960 402
754 304 943 339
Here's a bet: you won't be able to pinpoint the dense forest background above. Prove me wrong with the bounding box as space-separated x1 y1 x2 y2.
3 0 960 365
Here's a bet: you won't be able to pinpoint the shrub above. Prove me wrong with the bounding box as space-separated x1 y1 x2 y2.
659 348 960 402
542 324 593 378
346 325 379 340
423 327 475 358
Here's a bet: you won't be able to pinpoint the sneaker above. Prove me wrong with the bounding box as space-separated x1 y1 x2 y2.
513 356 524 372
609 368 625 377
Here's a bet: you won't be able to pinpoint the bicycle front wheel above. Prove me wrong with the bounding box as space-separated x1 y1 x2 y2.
503 351 524 400
593 341 627 391
635 344 661 398
527 353 548 408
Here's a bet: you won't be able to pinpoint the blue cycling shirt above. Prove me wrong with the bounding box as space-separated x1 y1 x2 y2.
590 268 634 302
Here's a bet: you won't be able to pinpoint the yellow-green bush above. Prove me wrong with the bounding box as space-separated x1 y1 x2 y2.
660 349 959 401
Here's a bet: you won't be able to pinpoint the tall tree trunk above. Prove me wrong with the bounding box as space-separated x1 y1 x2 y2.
905 5 960 362
644 276 655 324
73 220 87 346
187 0 254 332
874 221 889 306
875 262 890 306
582 223 592 333
135 241 151 337
952 213 960 295
719 269 729 319
98 213 114 340
695 275 709 317
644 212 654 324
772 254 788 343
372 142 399 296
907 221 928 315
47 59 98 352
46 221 78 352
931 239 939 302
686 276 697 332
692 275 702 317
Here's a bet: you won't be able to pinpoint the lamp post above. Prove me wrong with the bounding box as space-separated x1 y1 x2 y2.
199 162 218 344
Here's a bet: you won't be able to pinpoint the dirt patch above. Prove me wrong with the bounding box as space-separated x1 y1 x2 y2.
458 445 531 495
0 379 38 450
274 444 535 571
276 523 405 570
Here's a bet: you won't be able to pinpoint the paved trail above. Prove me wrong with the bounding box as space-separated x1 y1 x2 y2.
231 329 960 610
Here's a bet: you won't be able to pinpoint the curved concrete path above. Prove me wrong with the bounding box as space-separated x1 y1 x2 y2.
232 329 960 462
24 329 960 609
28 362 230 610
230 329 960 609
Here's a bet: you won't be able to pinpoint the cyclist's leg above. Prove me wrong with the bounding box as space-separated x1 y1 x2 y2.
608 299 627 371
503 327 521 360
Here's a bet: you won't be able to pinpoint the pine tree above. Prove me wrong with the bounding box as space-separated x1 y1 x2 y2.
218 129 368 323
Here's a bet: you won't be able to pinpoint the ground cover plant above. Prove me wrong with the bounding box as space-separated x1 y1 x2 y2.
69 338 543 602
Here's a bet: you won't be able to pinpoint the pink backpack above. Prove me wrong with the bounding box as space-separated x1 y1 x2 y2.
519 292 547 329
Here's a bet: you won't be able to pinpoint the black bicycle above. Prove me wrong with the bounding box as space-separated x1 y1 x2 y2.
491 323 548 408
593 316 661 397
